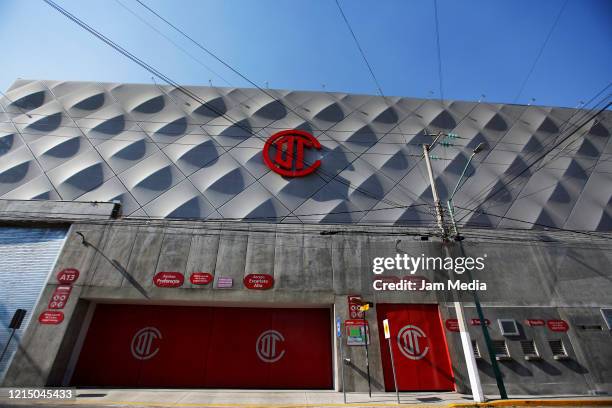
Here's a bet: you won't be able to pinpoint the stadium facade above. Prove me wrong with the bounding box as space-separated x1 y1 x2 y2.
0 79 611 396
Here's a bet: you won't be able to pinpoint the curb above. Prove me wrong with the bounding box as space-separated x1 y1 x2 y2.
449 399 612 407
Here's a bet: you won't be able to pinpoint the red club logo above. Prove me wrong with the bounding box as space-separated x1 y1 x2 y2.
263 129 321 177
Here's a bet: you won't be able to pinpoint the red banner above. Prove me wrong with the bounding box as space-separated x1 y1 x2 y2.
57 268 79 284
348 295 363 319
525 319 545 327
445 319 459 332
48 285 72 309
547 319 569 332
153 272 184 288
243 274 274 290
190 272 213 285
470 318 490 326
39 311 64 324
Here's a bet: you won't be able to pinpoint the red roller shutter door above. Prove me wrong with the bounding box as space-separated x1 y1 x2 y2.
376 304 455 391
71 304 332 389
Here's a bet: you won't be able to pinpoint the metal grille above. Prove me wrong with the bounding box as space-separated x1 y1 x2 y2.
471 340 481 359
492 340 510 358
548 340 567 357
520 340 539 356
0 226 67 380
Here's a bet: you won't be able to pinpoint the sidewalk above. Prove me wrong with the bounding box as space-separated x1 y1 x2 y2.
0 389 611 407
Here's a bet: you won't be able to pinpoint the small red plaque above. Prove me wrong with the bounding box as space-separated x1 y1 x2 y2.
445 319 460 332
348 295 363 319
57 268 79 284
526 319 545 327
470 318 490 326
39 311 64 324
153 272 184 288
243 274 274 290
190 272 213 285
48 285 72 309
547 319 569 332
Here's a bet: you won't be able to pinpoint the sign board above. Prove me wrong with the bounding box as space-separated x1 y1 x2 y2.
39 310 64 325
243 274 274 290
547 319 569 332
190 272 213 285
48 285 72 309
336 317 342 338
153 272 184 288
383 318 391 339
345 319 369 346
445 319 460 332
470 318 490 326
216 276 233 289
525 319 545 327
263 130 322 177
57 268 79 284
348 295 363 319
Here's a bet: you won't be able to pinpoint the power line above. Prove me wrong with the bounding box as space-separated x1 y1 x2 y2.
334 0 384 97
433 0 444 101
457 85 612 212
513 0 569 103
456 99 612 225
41 0 429 216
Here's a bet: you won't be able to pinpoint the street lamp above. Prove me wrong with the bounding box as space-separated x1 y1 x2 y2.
447 142 486 239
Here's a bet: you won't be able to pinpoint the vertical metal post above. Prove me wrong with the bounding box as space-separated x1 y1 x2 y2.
362 310 372 397
387 337 400 404
338 317 347 404
0 329 16 363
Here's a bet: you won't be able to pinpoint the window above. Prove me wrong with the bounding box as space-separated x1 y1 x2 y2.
548 340 569 360
471 340 481 359
498 319 520 336
492 340 511 360
520 340 541 360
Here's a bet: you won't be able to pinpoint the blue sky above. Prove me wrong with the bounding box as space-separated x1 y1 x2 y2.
0 0 610 107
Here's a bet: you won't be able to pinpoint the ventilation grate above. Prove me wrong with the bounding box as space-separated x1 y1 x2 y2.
549 339 569 360
472 340 481 359
492 340 510 360
520 340 541 360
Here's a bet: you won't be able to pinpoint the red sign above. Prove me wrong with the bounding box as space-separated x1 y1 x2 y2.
526 319 545 327
57 268 79 284
153 272 184 288
48 285 72 309
190 272 213 285
348 295 363 319
39 311 64 324
445 319 460 332
243 274 274 290
547 319 569 332
470 318 490 326
263 130 321 177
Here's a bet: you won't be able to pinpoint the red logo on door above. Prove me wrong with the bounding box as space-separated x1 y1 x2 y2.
256 330 285 363
131 327 162 360
397 325 429 360
263 130 321 177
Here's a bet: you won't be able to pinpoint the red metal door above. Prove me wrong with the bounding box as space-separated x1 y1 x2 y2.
71 304 332 389
376 304 455 391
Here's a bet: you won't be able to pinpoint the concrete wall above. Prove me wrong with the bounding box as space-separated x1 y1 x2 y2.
2 219 611 396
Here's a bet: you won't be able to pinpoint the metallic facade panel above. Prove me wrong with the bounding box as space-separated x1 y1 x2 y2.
0 226 67 380
1 79 610 230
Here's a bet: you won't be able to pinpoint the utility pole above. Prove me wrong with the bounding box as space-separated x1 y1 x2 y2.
422 132 485 403
422 135 446 239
